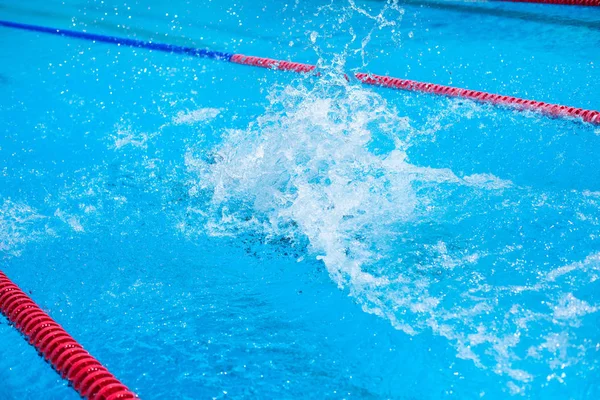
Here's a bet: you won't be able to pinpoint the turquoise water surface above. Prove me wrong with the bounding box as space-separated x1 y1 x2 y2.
1 1 600 399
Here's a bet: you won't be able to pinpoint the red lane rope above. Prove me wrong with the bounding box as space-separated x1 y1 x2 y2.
0 271 136 400
498 0 600 5
355 72 600 124
230 54 316 73
231 53 600 125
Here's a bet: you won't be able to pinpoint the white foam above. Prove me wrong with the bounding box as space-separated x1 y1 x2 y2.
172 108 220 125
184 77 566 382
552 293 597 325
0 199 44 256
110 127 152 150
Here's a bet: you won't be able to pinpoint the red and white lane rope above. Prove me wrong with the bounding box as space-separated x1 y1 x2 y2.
230 53 600 125
354 72 600 124
0 271 137 400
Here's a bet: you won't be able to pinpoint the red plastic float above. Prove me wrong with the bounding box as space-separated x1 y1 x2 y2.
0 270 136 400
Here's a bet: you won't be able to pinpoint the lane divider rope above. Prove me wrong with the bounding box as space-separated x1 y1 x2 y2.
0 271 136 400
497 0 599 5
0 20 231 61
229 55 599 125
353 72 600 124
1 19 598 125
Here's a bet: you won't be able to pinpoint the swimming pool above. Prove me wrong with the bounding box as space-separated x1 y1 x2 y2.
1 0 599 398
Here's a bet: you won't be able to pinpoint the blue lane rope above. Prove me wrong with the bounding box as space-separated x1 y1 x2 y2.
0 20 233 61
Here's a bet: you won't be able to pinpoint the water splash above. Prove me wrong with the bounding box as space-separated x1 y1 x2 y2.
312 0 404 71
0 200 45 257
3 0 592 394
182 64 600 393
172 108 221 126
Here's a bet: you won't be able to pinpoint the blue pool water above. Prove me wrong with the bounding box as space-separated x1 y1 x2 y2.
1 0 600 398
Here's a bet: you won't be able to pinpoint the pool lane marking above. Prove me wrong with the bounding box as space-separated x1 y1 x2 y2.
0 20 232 61
0 270 137 400
0 18 598 126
